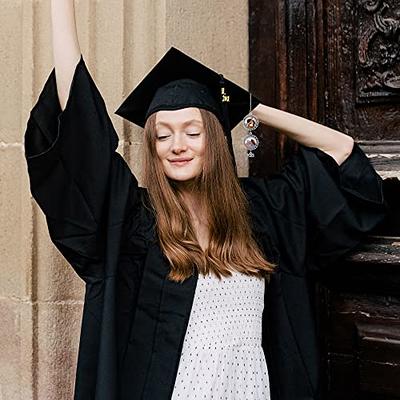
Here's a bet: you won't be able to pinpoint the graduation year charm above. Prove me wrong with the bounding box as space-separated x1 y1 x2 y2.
242 106 260 157
242 93 260 157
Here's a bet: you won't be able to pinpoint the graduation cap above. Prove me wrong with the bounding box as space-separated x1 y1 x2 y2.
115 46 262 165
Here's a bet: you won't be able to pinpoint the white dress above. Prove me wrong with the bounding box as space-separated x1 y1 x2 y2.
171 269 271 400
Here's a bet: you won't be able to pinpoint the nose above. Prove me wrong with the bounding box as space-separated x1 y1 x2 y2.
171 133 188 154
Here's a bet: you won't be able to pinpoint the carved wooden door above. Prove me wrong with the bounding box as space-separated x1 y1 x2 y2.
250 0 400 398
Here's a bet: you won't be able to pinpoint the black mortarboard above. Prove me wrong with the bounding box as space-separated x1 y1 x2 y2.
115 46 262 166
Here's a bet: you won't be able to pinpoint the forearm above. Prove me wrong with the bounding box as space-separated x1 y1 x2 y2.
51 0 81 110
252 104 354 165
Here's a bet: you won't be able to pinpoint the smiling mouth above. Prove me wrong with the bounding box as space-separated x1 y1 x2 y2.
169 159 193 166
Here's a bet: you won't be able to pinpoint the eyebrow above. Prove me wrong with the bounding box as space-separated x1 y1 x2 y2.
155 119 203 127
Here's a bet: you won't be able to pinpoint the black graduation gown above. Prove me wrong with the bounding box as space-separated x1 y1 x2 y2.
24 56 387 400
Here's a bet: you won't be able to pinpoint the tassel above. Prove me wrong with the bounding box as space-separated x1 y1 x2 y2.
219 74 237 173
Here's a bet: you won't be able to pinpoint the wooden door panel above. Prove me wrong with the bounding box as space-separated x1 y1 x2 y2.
250 0 400 397
315 239 400 398
324 0 400 140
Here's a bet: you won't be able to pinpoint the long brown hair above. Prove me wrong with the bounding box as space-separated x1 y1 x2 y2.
142 108 276 283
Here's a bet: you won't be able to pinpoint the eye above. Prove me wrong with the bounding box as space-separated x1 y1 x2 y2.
156 134 170 140
187 132 201 137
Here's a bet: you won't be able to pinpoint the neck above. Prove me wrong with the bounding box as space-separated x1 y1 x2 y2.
173 180 205 223
170 175 209 224
182 190 205 222
173 180 209 251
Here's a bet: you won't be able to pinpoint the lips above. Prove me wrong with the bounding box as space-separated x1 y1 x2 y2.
169 158 193 165
170 157 193 162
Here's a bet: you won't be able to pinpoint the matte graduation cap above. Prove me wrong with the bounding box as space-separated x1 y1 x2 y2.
115 46 262 164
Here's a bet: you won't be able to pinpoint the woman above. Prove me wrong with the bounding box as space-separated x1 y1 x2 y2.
24 1 387 399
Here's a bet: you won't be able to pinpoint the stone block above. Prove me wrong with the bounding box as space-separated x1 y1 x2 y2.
36 302 82 400
0 146 32 300
0 1 23 143
0 299 34 400
232 124 249 178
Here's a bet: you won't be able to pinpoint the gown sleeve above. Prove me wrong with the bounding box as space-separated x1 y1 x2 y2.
250 142 387 274
24 55 141 281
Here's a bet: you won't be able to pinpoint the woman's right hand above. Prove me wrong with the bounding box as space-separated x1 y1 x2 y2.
51 0 81 110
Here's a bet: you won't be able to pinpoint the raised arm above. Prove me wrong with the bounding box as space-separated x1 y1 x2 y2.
51 0 81 110
25 3 145 280
252 103 354 166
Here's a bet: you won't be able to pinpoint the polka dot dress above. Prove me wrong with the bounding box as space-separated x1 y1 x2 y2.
171 270 271 399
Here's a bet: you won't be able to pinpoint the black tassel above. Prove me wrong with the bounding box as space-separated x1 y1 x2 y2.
219 74 237 173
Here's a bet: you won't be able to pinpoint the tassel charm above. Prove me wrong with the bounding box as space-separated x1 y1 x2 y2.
242 94 259 157
242 113 259 158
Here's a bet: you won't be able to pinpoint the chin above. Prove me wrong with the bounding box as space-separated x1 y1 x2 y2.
165 169 201 182
168 173 197 182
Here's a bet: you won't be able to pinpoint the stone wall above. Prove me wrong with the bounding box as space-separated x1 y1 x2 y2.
0 0 249 398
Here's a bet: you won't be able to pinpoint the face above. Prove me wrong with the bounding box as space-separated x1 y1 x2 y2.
155 107 205 182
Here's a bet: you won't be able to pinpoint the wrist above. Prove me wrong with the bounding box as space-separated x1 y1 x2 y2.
252 103 275 126
252 103 264 118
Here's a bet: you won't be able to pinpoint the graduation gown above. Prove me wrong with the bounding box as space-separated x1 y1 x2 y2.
24 56 387 400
